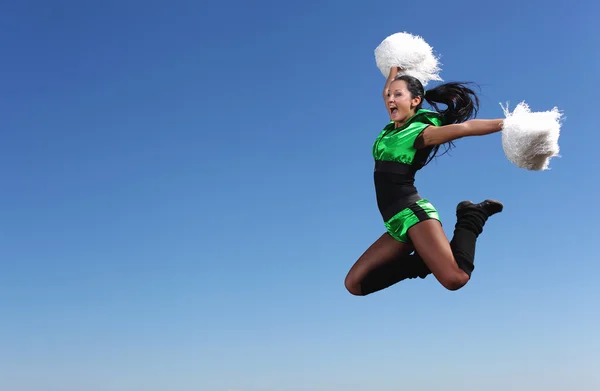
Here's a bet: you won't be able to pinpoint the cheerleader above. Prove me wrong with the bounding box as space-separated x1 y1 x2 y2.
344 67 505 295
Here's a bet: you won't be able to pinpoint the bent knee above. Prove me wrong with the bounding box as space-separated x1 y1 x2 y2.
439 272 470 291
344 275 364 296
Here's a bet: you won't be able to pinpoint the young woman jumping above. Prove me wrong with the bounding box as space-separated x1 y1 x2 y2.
345 66 504 296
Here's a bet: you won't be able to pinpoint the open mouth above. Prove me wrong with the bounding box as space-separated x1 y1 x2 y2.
390 107 398 116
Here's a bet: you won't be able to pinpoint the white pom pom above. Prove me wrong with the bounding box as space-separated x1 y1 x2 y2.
374 32 442 86
500 101 563 171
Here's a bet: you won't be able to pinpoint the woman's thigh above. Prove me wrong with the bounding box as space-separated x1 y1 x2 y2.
407 220 469 290
345 232 414 291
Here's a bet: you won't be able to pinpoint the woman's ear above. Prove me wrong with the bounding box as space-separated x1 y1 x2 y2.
411 95 422 109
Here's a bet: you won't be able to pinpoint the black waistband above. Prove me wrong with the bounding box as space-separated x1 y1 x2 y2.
380 193 422 221
374 160 412 174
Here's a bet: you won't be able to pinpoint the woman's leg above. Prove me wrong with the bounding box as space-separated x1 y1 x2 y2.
450 200 503 276
407 199 503 290
344 233 431 296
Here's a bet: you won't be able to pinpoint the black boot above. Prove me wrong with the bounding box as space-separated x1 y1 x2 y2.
450 199 503 276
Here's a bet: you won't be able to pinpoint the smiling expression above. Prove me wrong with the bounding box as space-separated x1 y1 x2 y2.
387 79 422 127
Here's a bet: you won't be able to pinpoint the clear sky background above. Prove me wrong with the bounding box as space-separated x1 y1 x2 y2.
1 1 598 390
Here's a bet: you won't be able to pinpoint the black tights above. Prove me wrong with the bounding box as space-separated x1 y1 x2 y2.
347 200 498 295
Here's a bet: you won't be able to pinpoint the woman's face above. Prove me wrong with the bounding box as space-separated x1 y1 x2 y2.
387 79 422 124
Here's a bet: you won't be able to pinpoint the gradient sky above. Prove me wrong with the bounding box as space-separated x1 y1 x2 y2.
1 1 599 390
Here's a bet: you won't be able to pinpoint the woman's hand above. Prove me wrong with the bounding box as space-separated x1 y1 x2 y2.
388 66 401 79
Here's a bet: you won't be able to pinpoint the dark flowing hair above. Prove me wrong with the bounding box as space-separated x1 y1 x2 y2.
395 74 480 164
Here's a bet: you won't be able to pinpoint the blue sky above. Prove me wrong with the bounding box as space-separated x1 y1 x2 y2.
1 0 598 390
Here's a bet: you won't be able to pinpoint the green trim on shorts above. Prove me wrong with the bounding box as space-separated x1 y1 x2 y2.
384 199 441 243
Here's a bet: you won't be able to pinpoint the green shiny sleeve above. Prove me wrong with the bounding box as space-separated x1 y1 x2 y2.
402 111 444 144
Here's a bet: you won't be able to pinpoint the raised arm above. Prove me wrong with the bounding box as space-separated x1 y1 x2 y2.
415 119 504 148
382 67 401 103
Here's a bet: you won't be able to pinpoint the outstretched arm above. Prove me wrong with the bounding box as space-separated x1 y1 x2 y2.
415 119 504 148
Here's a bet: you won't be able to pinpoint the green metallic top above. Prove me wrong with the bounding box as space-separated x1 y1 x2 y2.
372 109 445 165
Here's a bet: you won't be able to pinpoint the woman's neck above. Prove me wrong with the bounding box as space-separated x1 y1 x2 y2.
393 110 417 129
